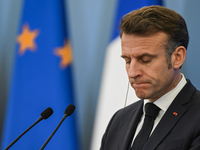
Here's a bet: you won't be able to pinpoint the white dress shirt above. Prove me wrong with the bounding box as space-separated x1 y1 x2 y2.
132 73 187 143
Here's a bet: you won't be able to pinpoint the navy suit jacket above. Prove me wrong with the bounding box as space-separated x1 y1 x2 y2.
100 80 200 150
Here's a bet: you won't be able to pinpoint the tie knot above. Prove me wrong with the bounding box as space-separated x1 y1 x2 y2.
145 103 160 120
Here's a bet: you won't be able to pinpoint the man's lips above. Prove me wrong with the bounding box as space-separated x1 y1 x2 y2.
132 82 150 88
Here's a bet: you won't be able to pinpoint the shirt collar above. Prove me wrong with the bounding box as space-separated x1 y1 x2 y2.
144 73 187 112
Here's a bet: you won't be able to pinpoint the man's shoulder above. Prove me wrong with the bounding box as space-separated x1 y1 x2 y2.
125 99 143 110
183 79 200 98
113 99 143 118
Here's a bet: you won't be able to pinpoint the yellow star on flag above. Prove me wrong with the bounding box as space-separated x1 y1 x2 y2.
55 40 72 69
17 24 39 55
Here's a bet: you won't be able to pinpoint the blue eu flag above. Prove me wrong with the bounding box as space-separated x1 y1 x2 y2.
1 0 80 149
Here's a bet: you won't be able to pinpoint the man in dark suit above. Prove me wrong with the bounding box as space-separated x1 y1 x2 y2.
100 5 200 150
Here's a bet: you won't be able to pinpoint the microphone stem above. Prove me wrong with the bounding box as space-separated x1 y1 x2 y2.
40 114 68 150
4 116 43 150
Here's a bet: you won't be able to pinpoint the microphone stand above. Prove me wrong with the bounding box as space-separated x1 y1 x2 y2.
40 114 67 150
5 116 43 150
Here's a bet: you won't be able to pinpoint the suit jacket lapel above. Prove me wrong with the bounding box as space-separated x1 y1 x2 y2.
143 80 196 150
143 103 187 150
120 101 143 150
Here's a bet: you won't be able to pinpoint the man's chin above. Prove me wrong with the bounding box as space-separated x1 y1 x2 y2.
135 92 148 100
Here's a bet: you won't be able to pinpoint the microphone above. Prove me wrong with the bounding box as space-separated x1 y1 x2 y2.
40 104 75 150
4 107 53 150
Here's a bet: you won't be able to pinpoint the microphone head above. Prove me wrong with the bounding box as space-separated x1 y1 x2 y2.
64 104 75 116
41 107 53 119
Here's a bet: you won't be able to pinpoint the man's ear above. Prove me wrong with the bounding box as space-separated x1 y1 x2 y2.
171 46 186 69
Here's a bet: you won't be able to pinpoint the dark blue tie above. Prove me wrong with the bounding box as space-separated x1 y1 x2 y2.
131 103 160 150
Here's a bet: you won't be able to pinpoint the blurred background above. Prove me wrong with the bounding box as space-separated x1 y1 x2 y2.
0 0 200 150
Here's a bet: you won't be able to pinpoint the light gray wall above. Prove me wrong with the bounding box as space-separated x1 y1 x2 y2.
165 0 200 89
66 0 117 149
0 0 23 147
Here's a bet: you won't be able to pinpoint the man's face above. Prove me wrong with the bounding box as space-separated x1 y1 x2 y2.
121 32 178 102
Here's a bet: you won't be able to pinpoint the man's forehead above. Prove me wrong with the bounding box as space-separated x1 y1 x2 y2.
121 33 167 54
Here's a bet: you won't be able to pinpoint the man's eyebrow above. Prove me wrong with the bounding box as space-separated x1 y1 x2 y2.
121 55 129 59
137 53 157 58
121 53 157 59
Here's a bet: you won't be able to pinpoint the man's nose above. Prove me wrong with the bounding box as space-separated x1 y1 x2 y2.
128 60 142 78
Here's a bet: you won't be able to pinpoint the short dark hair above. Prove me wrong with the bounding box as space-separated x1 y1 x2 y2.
119 5 189 68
